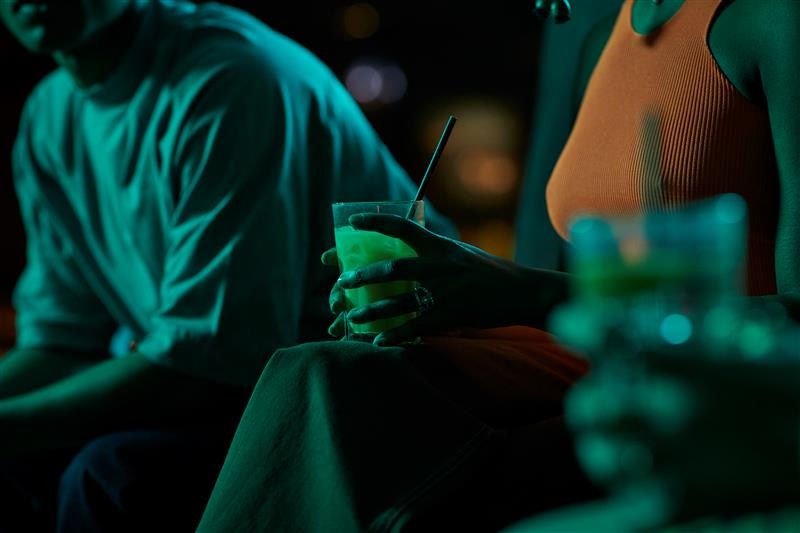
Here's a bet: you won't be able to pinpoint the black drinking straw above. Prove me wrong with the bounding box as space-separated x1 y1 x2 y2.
406 115 458 219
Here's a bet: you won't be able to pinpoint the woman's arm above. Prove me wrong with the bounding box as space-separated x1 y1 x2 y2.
755 1 800 318
331 214 572 345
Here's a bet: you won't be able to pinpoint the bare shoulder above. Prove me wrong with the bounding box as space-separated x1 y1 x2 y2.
711 0 799 104
747 0 800 91
724 0 800 51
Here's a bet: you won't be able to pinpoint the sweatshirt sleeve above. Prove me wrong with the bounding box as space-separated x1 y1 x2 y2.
12 95 118 355
135 55 307 386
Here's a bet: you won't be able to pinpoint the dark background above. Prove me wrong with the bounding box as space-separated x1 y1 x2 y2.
0 0 545 329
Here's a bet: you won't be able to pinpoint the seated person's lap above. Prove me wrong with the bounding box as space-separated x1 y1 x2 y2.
200 330 596 532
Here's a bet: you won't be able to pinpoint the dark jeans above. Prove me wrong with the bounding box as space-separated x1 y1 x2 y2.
0 425 237 533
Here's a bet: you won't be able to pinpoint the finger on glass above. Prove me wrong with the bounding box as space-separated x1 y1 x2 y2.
348 292 420 325
329 283 346 315
328 312 346 338
321 247 339 266
348 213 436 255
333 201 424 342
337 257 446 289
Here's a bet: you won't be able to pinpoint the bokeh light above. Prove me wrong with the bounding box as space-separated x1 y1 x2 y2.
660 313 692 345
377 65 407 103
345 64 383 103
341 3 380 40
344 60 407 107
418 100 522 215
739 322 774 358
459 219 515 258
457 152 518 196
421 101 520 151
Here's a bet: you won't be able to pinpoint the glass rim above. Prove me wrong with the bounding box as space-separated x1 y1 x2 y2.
332 200 423 207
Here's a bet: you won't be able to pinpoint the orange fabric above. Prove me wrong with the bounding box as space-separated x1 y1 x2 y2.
546 0 778 296
412 327 588 426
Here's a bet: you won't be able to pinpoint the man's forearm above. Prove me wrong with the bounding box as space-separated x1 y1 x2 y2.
0 353 247 456
0 347 105 400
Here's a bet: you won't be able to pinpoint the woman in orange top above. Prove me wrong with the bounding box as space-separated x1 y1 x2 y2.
198 0 799 531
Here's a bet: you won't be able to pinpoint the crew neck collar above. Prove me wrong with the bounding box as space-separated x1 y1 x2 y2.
79 0 157 104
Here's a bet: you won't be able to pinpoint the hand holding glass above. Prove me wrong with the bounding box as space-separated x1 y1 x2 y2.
332 201 424 341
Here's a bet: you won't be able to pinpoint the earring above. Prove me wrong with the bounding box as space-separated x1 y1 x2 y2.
533 0 572 24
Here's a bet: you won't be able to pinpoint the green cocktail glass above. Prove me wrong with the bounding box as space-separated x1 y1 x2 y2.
569 194 747 306
333 200 424 341
552 194 749 359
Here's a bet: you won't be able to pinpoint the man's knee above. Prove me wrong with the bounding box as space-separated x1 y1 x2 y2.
267 341 405 384
57 434 130 532
58 429 231 531
59 437 116 502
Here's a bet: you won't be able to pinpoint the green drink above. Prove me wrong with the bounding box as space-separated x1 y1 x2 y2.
569 195 747 305
332 201 424 341
575 254 725 301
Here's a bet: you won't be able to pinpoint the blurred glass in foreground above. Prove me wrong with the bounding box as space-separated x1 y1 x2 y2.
538 194 800 530
551 194 750 360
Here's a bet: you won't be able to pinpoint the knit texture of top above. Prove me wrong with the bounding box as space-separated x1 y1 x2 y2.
546 0 778 295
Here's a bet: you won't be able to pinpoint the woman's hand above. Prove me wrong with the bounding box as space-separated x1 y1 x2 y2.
326 213 568 346
321 247 347 339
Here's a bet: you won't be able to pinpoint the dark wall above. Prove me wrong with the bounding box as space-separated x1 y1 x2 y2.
0 0 542 301
0 34 52 303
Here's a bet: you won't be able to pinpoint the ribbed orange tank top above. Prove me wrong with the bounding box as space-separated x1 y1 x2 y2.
546 0 779 295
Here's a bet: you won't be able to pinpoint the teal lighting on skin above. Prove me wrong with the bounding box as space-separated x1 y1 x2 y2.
660 313 692 345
